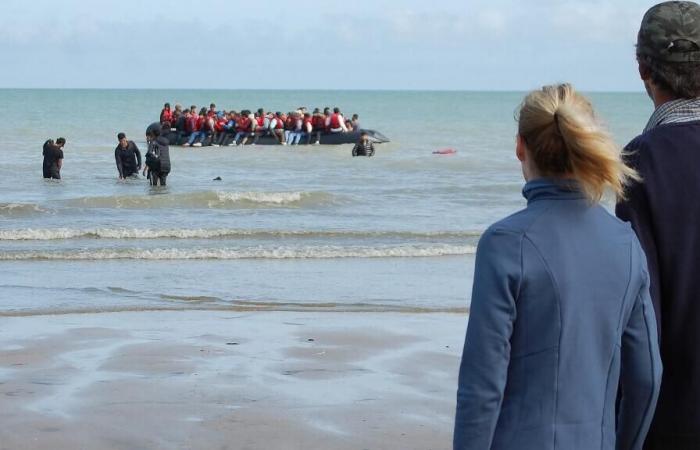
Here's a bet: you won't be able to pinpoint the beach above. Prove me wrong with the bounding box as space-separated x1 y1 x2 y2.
0 310 464 450
0 89 653 449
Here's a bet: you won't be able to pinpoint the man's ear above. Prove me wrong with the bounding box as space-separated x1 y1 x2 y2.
638 60 652 81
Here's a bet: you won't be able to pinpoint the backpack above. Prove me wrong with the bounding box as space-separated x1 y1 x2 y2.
145 147 161 172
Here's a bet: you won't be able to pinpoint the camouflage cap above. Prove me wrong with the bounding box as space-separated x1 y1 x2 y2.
638 1 700 62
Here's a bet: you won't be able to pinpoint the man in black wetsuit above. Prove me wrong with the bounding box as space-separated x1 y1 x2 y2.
144 123 171 186
42 137 65 179
351 132 375 157
115 132 142 179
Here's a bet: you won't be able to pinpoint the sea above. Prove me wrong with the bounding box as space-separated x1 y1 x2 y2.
0 90 653 316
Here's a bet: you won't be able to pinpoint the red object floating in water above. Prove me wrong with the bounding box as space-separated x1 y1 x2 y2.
433 148 457 155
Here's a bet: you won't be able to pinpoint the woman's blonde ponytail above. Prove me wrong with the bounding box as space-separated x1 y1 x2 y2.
517 84 639 202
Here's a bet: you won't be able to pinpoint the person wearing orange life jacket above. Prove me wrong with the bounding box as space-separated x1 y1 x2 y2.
310 108 326 144
270 112 286 145
200 112 216 147
218 111 237 146
252 108 271 144
302 113 314 144
160 103 172 124
207 103 217 118
233 110 254 146
327 107 348 133
284 112 296 144
287 112 304 145
183 108 208 147
184 107 197 133
212 112 229 146
173 104 183 120
322 107 331 130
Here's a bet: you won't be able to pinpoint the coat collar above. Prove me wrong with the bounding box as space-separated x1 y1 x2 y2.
522 178 586 204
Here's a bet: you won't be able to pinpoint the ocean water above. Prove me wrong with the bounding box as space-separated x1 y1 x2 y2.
0 89 653 315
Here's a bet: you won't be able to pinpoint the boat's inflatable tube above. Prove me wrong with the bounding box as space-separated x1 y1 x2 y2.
433 148 457 155
161 129 390 146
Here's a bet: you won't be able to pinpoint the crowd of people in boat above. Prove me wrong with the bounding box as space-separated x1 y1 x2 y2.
41 104 375 185
159 103 362 147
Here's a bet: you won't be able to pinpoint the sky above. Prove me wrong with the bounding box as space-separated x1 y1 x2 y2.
0 0 663 91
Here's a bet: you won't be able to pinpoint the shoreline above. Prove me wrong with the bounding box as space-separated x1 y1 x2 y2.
0 310 465 450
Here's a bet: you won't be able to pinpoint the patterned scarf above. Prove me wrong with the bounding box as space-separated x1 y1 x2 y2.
644 98 700 133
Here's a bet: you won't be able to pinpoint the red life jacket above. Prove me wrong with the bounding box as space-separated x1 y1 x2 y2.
303 117 313 132
160 109 172 124
330 113 341 129
312 115 325 130
195 116 205 131
186 115 198 132
256 116 265 129
274 116 284 129
215 118 226 132
235 117 246 133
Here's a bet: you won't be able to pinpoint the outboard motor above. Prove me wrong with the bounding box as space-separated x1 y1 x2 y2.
362 129 390 144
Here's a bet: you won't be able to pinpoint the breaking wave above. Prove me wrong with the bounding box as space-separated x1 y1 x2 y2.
0 203 48 217
0 227 482 241
0 244 476 260
63 190 335 209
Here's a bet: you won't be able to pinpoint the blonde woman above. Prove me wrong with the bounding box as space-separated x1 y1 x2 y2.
453 84 661 450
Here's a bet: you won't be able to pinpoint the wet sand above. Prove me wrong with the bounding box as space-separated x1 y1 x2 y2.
0 311 465 450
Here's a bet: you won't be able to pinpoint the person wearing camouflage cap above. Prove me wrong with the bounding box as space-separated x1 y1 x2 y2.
617 2 700 449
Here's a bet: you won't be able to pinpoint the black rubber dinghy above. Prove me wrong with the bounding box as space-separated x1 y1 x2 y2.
162 129 390 146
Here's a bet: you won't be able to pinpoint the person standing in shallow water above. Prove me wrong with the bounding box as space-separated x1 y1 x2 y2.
144 123 170 186
351 131 375 157
42 137 65 179
453 84 661 450
616 2 700 448
114 132 142 180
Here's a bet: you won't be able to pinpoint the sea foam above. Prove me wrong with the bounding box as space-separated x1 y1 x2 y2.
0 228 482 241
0 244 476 260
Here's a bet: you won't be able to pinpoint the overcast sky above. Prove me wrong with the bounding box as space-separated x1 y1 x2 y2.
0 0 662 91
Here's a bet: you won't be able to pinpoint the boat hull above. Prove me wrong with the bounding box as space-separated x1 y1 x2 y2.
162 129 389 146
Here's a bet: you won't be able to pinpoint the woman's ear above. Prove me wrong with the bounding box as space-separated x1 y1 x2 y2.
516 134 527 162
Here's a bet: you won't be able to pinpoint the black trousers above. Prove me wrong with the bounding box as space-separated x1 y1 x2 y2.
149 171 168 186
43 167 60 179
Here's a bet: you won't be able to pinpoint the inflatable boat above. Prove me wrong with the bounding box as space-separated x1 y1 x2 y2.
161 129 390 146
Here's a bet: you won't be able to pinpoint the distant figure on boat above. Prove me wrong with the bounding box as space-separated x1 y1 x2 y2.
42 137 66 179
183 108 209 147
328 107 348 133
352 132 375 157
286 112 304 146
270 112 286 144
159 103 172 124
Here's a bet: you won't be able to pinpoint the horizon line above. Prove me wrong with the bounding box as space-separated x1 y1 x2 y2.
0 87 647 94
